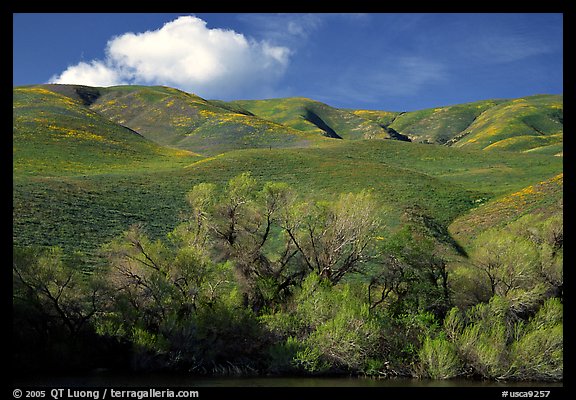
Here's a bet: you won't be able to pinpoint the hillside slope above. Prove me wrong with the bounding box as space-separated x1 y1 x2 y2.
352 94 563 154
13 85 200 176
88 86 327 156
230 97 391 140
13 84 563 263
388 99 503 144
452 94 563 153
30 84 563 156
449 173 563 247
13 137 563 260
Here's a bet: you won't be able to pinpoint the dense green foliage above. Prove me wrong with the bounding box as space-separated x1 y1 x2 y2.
13 175 562 381
13 84 563 381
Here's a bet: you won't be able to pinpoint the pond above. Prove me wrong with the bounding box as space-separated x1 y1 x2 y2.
14 371 563 388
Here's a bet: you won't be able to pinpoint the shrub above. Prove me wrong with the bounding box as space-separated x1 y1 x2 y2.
381 311 440 369
292 345 330 374
509 298 563 381
455 296 512 379
419 334 462 379
261 274 384 374
304 302 380 371
267 336 305 373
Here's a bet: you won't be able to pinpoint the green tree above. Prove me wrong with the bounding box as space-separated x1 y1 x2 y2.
508 213 563 300
13 246 106 338
103 224 230 329
13 246 110 372
285 190 381 284
261 274 382 374
183 173 305 309
183 174 382 309
101 223 270 371
369 227 451 318
472 230 539 297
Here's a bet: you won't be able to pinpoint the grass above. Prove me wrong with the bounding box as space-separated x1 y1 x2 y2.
454 95 563 151
88 86 326 156
354 95 563 154
483 134 563 153
349 109 401 128
13 86 201 177
12 84 563 268
386 99 504 144
32 85 562 157
230 97 389 140
448 173 563 246
13 138 562 264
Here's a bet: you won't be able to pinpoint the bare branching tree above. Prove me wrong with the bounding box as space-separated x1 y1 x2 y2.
285 191 380 284
12 247 106 338
183 174 383 308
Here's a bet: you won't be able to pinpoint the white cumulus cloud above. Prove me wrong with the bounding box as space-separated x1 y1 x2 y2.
49 15 291 99
52 60 125 87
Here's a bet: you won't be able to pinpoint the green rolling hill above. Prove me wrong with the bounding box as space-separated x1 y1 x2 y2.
13 85 200 177
449 172 563 247
451 94 563 153
88 85 327 156
28 84 562 156
13 84 563 265
352 94 563 155
34 84 330 156
230 97 391 140
376 99 503 144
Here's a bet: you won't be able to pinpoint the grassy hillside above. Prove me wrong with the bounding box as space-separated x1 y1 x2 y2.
13 137 562 263
387 99 504 144
353 95 563 154
454 95 563 153
230 97 390 140
13 86 200 177
449 173 563 247
87 86 327 156
31 84 563 156
12 84 563 266
350 109 401 128
13 85 201 263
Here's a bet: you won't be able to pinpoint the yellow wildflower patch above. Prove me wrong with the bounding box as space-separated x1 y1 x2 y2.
44 123 113 143
17 87 55 96
64 129 110 143
199 110 218 118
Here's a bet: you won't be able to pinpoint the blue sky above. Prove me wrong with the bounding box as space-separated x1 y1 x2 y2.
13 13 563 111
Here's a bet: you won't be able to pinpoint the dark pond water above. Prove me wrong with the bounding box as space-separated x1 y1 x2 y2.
14 371 563 388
